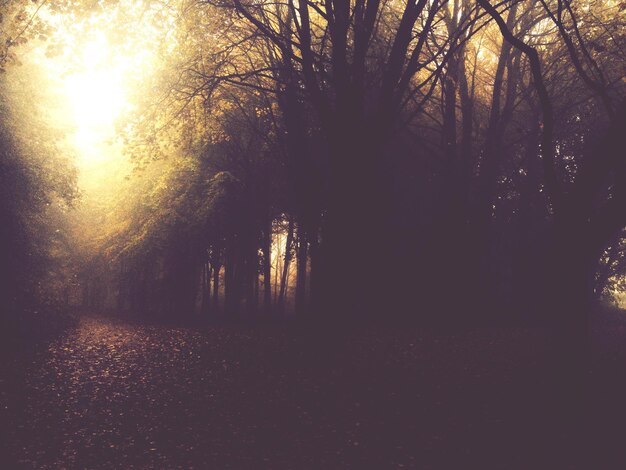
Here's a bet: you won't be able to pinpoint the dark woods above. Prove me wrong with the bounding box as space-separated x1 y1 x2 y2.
0 68 78 342
2 0 626 334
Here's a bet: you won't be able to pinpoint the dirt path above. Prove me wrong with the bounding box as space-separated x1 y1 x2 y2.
4 316 289 468
1 314 590 469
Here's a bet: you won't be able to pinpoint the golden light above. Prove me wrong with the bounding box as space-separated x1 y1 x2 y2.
29 0 174 170
62 32 128 162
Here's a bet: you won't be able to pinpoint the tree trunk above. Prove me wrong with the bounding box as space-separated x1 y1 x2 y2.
295 228 308 315
593 237 620 300
320 119 390 322
201 262 210 315
309 228 321 315
212 264 220 312
262 218 272 314
543 220 594 425
224 244 240 316
253 267 259 312
244 239 257 316
278 218 294 311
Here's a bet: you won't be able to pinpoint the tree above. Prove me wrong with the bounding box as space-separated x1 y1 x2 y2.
0 60 78 332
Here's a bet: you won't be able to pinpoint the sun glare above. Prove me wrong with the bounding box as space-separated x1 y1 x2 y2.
66 34 126 124
31 0 172 168
62 33 128 162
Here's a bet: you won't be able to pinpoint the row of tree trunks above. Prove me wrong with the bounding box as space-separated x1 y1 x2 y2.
112 225 314 320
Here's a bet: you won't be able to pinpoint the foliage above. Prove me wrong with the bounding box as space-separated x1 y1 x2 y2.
3 0 626 321
0 61 78 319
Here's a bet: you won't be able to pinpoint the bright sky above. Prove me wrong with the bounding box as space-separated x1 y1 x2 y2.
60 31 130 164
29 0 174 176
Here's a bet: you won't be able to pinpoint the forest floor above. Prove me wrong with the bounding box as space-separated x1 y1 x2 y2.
2 310 626 469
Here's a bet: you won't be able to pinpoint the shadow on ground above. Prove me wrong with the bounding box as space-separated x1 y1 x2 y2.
2 310 626 468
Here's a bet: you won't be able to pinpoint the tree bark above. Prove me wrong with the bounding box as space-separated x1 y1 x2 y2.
262 217 272 314
212 264 220 312
295 228 308 315
278 217 294 311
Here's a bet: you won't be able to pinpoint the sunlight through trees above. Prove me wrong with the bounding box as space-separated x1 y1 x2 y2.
1 0 625 328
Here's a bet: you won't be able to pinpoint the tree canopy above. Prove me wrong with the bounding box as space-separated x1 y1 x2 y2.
1 0 625 328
